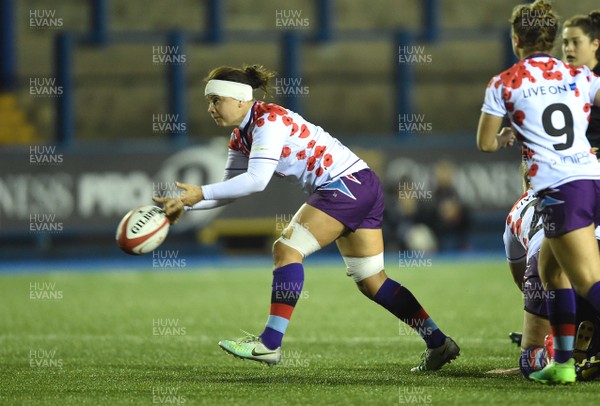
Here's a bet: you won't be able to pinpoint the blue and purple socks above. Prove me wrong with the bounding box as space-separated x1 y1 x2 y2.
374 278 446 349
259 263 304 350
546 288 576 363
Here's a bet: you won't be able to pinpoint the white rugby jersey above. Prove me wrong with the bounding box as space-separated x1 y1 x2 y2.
483 55 600 192
503 190 543 263
503 189 600 262
198 101 368 203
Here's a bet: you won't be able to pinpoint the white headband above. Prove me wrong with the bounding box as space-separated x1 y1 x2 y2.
205 79 254 101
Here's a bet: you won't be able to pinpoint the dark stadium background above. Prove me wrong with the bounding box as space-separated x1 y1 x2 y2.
0 0 596 261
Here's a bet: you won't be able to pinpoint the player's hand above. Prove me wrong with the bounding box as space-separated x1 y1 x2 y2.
176 182 204 206
497 127 515 148
152 196 185 225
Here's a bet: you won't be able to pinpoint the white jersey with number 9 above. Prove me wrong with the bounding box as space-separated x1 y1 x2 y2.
482 56 600 192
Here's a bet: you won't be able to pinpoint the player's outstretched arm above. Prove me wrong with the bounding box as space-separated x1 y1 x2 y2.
152 182 205 224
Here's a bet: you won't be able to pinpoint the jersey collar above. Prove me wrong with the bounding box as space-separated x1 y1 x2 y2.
525 53 553 60
238 101 258 134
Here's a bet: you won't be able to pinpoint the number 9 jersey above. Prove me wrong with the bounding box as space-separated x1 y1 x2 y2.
482 55 600 192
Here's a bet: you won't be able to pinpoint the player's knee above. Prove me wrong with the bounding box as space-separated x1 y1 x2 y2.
570 277 597 298
356 272 387 300
272 240 303 266
274 220 321 261
343 253 384 284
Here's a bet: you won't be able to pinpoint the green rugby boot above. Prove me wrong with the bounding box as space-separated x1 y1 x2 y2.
529 358 576 385
218 331 281 366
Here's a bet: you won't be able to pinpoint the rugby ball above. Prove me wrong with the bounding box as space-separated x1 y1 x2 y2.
116 205 170 255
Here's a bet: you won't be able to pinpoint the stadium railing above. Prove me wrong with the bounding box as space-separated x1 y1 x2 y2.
0 0 520 257
47 0 515 146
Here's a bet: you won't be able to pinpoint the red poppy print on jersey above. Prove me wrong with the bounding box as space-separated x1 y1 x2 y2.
255 102 288 118
256 117 265 127
505 102 514 112
543 70 562 80
314 145 326 158
323 153 333 167
528 163 539 177
282 116 293 126
228 128 250 156
494 62 536 90
516 218 523 236
528 59 562 81
307 140 316 149
281 146 291 158
298 124 310 139
296 150 306 160
506 214 512 226
290 122 299 136
584 103 591 113
306 156 317 171
566 64 582 77
521 145 535 159
513 110 526 126
315 167 324 177
529 58 556 71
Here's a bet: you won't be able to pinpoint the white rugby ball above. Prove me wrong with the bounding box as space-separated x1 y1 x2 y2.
116 205 170 255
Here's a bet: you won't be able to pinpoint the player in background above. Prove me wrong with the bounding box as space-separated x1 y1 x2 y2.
504 164 552 379
476 0 600 384
153 64 459 372
562 10 600 155
504 164 600 381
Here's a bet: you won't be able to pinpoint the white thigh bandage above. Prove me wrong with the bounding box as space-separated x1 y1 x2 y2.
276 220 321 257
343 253 384 282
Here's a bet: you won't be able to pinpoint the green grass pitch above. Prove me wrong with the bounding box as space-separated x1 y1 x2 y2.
0 259 597 404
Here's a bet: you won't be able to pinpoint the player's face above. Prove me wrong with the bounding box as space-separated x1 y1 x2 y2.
206 95 244 127
562 27 599 68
